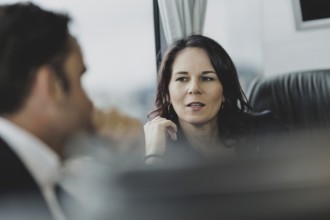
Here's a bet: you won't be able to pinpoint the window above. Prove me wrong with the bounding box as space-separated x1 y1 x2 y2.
5 0 156 120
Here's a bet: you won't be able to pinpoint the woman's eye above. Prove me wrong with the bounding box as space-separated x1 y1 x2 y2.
176 77 188 82
202 76 214 81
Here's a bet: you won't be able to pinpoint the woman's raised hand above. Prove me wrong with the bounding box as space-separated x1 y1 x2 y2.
143 116 177 163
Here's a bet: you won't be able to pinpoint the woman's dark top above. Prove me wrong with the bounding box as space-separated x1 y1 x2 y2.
164 110 289 165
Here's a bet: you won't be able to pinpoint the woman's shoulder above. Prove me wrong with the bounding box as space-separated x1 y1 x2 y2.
235 110 289 156
251 110 289 135
233 109 289 137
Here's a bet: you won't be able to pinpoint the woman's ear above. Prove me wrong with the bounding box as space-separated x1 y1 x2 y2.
166 93 172 103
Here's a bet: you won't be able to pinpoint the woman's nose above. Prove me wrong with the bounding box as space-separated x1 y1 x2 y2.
188 80 202 95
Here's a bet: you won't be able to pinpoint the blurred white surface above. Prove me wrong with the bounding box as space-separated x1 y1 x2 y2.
0 0 157 120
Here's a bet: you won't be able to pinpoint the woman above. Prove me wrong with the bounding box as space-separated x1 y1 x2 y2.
144 35 286 165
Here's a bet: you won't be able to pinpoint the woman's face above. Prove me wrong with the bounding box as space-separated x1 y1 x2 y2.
169 47 224 126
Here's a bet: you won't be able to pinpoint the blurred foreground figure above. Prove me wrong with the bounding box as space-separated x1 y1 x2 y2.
81 131 330 220
0 2 93 220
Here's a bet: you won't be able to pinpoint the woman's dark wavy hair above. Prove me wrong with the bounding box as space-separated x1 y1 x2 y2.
148 34 255 144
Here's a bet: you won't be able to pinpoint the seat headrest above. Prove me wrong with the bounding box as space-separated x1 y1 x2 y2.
248 69 330 131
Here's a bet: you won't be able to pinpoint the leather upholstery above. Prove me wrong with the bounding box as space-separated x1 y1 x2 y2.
247 69 330 131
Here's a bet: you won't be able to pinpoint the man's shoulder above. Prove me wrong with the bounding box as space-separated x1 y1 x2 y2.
0 137 38 190
0 137 25 168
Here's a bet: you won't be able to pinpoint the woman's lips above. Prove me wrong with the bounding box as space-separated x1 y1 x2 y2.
186 102 205 111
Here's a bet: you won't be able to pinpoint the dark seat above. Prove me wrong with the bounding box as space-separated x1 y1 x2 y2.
95 155 330 220
247 69 330 131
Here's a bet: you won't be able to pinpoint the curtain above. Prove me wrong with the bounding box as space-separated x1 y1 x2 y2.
157 0 207 45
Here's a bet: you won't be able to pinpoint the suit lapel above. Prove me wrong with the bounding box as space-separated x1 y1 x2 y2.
0 137 54 220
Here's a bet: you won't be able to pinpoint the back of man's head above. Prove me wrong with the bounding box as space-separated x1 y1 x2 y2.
0 2 71 114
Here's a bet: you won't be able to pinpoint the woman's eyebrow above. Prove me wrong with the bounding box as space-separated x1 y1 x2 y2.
201 71 216 74
172 70 216 76
173 71 188 75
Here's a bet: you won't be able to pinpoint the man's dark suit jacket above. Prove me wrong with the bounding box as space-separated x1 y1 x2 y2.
0 137 54 220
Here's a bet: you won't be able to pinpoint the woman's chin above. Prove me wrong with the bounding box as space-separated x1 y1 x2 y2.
180 117 215 127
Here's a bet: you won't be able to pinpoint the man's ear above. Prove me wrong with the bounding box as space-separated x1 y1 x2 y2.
32 65 64 104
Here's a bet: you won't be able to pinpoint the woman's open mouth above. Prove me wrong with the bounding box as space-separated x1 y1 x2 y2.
186 102 206 111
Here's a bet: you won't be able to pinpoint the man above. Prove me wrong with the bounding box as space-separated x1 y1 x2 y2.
0 2 93 220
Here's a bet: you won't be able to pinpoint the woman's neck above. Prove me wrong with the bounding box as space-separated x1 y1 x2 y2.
180 120 219 151
179 119 235 159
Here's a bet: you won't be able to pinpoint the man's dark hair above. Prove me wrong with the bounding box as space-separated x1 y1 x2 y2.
0 2 72 114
